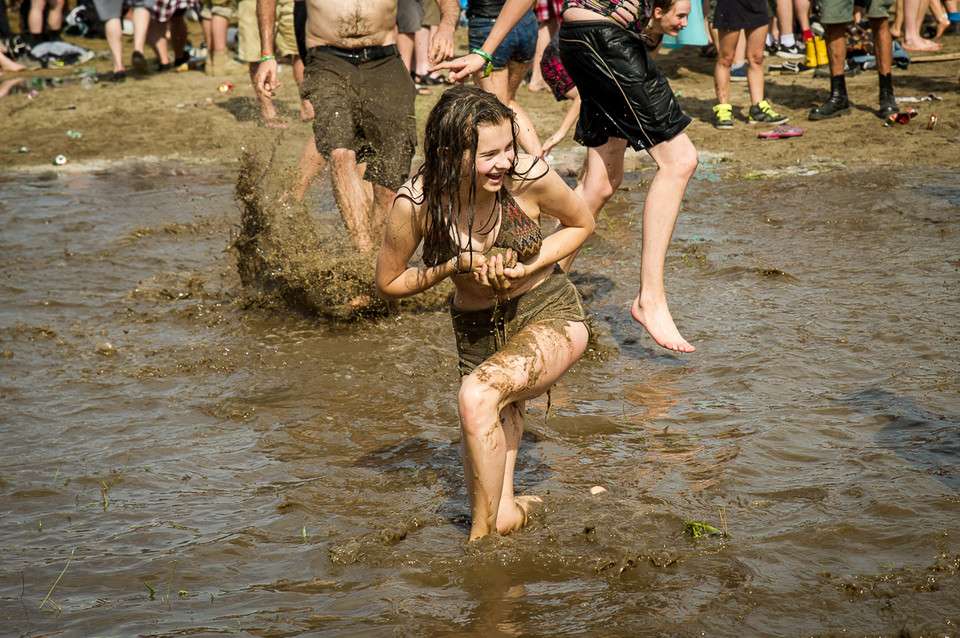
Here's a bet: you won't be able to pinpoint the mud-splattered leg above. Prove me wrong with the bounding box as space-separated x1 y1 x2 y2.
330 148 376 251
458 320 589 541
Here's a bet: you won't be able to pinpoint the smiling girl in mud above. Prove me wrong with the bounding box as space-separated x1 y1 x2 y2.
376 85 594 541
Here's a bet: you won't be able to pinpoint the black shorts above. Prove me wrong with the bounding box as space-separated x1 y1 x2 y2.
293 0 306 60
713 0 770 30
558 20 690 151
300 47 417 190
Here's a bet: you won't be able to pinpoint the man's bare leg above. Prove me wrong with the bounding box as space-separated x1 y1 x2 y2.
290 137 327 202
330 148 378 251
635 132 698 353
370 183 397 246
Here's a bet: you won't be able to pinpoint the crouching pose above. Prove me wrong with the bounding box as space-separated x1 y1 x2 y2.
376 85 594 541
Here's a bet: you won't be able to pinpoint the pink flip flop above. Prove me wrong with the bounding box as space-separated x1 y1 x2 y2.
758 124 804 139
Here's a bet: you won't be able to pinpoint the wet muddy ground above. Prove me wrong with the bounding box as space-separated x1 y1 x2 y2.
1 161 958 637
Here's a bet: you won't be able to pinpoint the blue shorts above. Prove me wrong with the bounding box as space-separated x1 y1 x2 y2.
467 11 538 70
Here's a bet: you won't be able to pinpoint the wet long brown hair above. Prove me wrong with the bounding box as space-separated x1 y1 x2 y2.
412 85 520 264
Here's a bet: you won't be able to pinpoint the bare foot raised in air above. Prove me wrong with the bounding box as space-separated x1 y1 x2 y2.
495 495 542 535
631 295 695 353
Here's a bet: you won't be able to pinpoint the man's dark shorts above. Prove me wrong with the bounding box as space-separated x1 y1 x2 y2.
558 20 691 151
300 46 417 191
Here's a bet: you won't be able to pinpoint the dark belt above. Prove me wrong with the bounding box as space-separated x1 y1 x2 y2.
309 44 398 62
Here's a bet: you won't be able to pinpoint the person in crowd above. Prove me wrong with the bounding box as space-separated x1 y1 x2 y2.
201 0 245 75
808 0 899 119
897 0 945 49
130 0 157 75
412 0 451 85
254 0 458 252
434 0 699 353
712 0 789 128
239 0 297 126
147 0 198 71
539 0 691 156
536 32 579 157
466 0 543 154
25 0 65 45
375 85 594 541
767 0 803 56
89 0 129 80
1 46 26 73
527 0 562 92
397 0 431 93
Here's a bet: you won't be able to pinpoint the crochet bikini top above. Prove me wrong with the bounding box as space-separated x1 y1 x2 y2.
421 190 543 268
562 0 652 33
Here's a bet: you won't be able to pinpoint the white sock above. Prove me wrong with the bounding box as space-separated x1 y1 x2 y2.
780 33 797 48
766 33 775 47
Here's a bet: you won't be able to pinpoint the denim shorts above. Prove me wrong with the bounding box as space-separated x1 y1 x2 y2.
467 11 538 70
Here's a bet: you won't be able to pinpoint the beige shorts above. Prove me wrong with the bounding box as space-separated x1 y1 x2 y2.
423 0 440 26
237 0 297 62
199 0 235 20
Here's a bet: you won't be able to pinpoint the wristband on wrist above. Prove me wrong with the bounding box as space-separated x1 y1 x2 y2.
449 255 461 274
259 54 276 63
470 48 493 77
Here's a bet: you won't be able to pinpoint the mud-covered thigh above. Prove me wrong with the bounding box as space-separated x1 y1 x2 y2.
452 271 589 379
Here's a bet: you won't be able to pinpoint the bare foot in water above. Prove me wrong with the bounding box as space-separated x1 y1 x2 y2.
348 294 372 308
495 495 542 535
902 35 943 51
631 295 695 353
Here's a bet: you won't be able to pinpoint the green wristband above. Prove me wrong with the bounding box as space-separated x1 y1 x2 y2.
259 54 276 63
470 48 493 77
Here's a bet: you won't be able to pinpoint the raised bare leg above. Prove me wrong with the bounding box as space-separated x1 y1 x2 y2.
635 132 699 353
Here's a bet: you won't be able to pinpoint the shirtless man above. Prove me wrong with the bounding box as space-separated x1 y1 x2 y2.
254 0 459 252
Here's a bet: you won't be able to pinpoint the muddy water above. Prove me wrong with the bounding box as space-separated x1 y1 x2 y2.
1 161 958 637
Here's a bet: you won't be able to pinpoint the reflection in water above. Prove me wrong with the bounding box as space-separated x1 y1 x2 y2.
0 77 25 99
844 388 960 489
0 165 958 636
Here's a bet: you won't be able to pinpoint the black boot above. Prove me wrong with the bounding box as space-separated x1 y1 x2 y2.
810 75 851 120
878 73 899 119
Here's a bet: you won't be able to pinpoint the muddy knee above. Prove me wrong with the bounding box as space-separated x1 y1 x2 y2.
458 376 502 436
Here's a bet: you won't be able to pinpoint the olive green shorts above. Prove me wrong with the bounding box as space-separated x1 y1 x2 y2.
819 0 893 24
451 269 589 377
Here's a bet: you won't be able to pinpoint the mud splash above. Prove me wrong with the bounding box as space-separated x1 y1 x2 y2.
232 142 454 320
